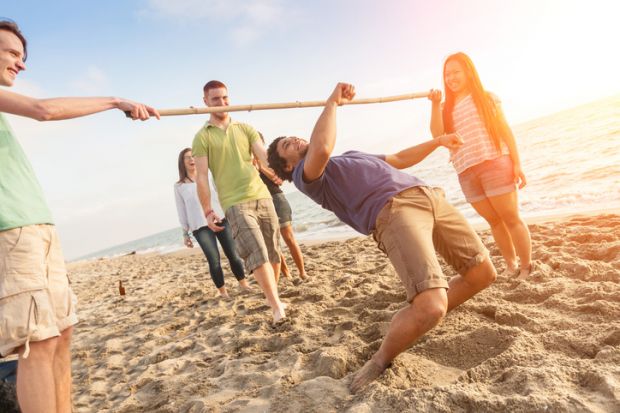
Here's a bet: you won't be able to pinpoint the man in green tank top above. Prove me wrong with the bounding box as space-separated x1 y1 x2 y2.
0 20 159 413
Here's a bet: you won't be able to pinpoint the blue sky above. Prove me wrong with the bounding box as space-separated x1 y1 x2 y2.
3 0 619 259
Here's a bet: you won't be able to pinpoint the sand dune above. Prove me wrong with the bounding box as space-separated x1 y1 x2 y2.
68 214 620 412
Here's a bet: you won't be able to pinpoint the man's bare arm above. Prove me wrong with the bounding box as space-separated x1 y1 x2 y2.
194 156 224 232
303 83 355 182
0 89 159 121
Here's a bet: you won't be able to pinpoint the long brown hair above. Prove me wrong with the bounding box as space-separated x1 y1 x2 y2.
177 148 193 183
442 52 502 149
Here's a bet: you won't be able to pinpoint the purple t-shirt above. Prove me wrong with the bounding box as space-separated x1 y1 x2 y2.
292 150 426 235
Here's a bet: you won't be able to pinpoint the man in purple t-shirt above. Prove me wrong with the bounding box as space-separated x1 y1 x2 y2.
267 83 497 393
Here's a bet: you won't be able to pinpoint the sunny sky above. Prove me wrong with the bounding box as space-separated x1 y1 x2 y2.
3 0 619 259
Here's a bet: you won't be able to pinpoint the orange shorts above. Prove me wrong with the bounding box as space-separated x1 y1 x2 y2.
373 187 488 302
0 225 78 357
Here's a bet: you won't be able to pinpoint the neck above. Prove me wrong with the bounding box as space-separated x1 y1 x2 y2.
209 114 230 129
453 89 469 102
187 171 197 181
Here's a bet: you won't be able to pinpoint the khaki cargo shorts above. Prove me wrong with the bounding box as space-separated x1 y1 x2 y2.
226 199 281 273
373 186 488 302
0 224 78 357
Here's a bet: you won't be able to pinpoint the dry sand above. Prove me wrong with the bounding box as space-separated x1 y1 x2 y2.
68 213 620 412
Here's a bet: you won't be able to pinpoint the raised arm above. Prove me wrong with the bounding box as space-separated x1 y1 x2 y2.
428 89 444 137
384 133 463 169
194 155 224 232
302 83 355 182
0 89 159 121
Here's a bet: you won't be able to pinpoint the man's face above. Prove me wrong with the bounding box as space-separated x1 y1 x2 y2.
203 87 229 119
0 30 26 87
277 136 309 172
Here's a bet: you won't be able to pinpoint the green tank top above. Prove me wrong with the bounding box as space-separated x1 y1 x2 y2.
0 113 54 231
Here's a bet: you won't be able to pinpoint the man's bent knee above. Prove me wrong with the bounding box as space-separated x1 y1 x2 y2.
468 258 497 288
411 289 448 325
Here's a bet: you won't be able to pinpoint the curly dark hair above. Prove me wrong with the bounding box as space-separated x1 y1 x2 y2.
267 136 293 182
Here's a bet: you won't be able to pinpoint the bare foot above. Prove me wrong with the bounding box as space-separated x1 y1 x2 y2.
350 358 388 393
516 262 534 280
500 262 518 277
299 272 308 281
238 279 253 292
272 303 287 323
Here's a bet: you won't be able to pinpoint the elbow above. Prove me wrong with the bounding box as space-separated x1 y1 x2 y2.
32 102 55 121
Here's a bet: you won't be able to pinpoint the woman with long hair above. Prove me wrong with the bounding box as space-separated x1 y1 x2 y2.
174 148 250 297
429 52 532 279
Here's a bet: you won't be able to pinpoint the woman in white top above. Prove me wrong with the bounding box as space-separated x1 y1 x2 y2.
174 148 249 297
429 52 532 279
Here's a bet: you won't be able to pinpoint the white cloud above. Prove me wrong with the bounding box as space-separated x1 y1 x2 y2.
70 66 107 94
141 0 287 46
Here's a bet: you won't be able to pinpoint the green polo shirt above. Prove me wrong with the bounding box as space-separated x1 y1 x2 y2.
0 113 54 231
192 120 270 212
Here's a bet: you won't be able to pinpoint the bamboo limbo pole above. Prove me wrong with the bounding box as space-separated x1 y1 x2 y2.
128 91 430 117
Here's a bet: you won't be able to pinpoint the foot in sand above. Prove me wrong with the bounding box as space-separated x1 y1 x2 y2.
516 262 534 280
500 262 518 277
238 279 253 293
350 358 389 393
299 272 309 281
273 304 287 323
217 286 231 299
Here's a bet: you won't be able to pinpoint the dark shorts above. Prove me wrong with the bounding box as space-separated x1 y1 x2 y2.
271 193 292 228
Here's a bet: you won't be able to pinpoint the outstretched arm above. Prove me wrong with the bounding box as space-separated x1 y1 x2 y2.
385 133 462 169
0 89 159 121
302 83 356 182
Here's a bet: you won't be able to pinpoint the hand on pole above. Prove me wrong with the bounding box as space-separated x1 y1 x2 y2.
119 99 160 120
328 83 356 106
428 89 442 104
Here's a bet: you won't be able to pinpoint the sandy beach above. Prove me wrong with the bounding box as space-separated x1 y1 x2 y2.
67 213 620 412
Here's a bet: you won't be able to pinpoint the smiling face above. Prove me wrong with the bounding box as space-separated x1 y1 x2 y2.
276 136 309 171
0 29 26 87
203 87 229 121
183 150 195 173
444 59 468 96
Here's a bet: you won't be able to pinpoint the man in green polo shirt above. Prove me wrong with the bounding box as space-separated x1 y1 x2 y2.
192 80 286 323
0 20 159 413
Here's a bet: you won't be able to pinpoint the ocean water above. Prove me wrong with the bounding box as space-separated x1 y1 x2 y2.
78 95 620 261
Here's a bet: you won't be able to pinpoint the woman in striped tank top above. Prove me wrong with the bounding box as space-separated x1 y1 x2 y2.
429 52 532 279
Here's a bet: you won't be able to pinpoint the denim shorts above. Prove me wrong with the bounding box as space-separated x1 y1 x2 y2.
271 193 292 228
458 155 517 203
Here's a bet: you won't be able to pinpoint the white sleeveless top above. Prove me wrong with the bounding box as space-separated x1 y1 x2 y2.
450 94 509 174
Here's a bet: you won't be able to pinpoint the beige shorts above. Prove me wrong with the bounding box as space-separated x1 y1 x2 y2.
0 225 78 357
226 199 281 273
373 187 488 302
